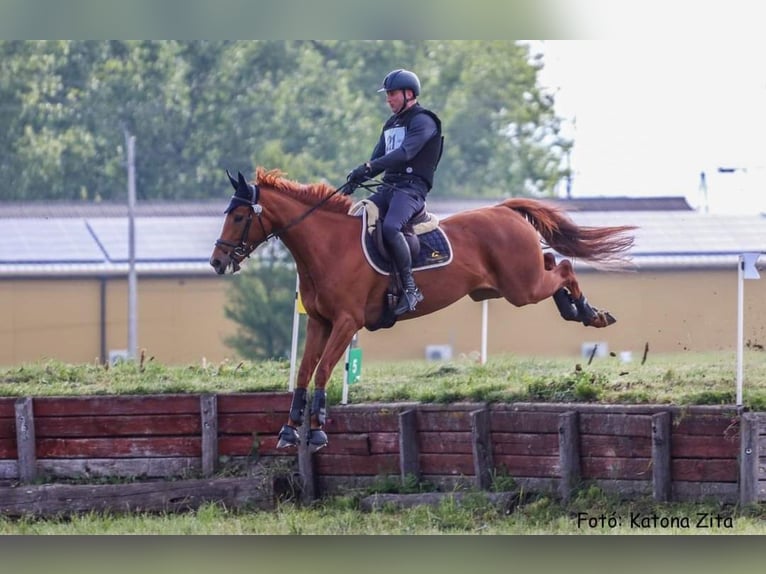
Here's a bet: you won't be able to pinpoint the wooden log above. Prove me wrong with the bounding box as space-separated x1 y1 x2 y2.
579 413 652 437
672 458 737 482
581 434 652 458
33 395 200 416
200 394 218 478
37 457 201 479
581 457 652 480
419 453 474 476
558 411 580 502
215 393 291 413
314 454 399 476
14 398 36 484
399 409 420 481
217 413 288 434
492 433 559 456
37 437 200 458
35 414 201 437
0 417 16 438
652 411 672 502
490 411 560 433
739 412 759 506
471 408 494 490
0 476 275 517
671 434 739 458
359 490 521 512
493 455 560 478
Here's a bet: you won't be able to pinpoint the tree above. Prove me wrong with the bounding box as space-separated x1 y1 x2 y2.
223 242 300 360
0 40 570 201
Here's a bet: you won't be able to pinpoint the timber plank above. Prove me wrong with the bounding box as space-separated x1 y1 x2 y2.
416 410 472 432
35 414 200 437
581 457 652 480
38 457 201 479
0 399 15 418
217 413 286 434
579 413 651 436
0 477 275 517
219 435 286 457
419 453 475 476
672 458 737 482
33 395 200 416
419 431 473 454
366 432 399 454
37 437 201 458
581 435 652 458
0 418 14 438
671 434 738 458
0 438 17 458
216 393 291 413
492 433 559 456
493 454 560 478
673 415 738 437
314 453 399 476
490 411 560 433
324 411 400 433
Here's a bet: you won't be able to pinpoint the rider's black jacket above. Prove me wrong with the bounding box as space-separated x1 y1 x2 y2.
367 103 443 190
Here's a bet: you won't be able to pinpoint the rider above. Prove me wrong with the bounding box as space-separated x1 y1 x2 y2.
345 68 444 316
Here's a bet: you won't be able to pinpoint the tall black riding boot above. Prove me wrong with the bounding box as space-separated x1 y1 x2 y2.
388 232 424 316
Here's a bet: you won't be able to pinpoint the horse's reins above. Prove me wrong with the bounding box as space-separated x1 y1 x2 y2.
215 180 354 268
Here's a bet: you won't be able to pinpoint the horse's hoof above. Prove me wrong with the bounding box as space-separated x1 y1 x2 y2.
307 429 328 453
277 424 300 449
585 309 617 328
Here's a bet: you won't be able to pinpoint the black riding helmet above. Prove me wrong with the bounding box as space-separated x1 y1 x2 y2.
377 69 421 97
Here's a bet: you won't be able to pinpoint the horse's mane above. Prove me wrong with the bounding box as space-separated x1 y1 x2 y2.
255 167 352 214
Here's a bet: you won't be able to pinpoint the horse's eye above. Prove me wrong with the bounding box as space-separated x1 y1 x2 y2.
233 215 244 223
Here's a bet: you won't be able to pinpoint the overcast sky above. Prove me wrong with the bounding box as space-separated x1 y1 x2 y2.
536 40 766 214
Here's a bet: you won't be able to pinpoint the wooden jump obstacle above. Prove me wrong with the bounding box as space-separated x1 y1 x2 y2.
0 393 763 515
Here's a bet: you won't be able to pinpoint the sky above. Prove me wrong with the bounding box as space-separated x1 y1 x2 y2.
535 40 766 215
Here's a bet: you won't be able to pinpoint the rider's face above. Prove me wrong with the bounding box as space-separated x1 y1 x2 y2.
385 89 410 113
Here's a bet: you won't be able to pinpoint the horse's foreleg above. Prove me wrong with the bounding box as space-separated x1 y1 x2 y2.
305 313 359 452
277 316 330 449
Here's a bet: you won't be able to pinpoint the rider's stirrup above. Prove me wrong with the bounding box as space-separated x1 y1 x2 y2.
395 288 423 316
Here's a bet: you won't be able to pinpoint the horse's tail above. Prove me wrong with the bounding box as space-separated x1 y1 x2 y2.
502 198 636 268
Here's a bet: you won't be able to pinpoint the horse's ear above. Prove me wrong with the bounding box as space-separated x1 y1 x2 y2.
226 169 238 191
237 171 248 190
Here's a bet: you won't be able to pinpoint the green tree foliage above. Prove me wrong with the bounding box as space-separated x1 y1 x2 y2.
223 243 301 360
0 40 569 201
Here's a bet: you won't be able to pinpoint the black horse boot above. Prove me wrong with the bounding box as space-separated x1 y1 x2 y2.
389 232 423 316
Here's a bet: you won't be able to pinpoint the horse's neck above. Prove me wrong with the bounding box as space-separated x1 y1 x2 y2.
265 190 349 272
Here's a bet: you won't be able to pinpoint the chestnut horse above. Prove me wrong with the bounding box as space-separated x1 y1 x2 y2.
210 168 635 452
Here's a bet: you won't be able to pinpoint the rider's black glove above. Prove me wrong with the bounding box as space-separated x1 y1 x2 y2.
346 163 371 186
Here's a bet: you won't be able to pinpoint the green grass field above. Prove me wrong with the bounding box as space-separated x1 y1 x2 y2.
2 349 765 408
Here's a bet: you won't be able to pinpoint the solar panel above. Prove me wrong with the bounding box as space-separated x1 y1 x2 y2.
84 217 224 262
0 219 106 263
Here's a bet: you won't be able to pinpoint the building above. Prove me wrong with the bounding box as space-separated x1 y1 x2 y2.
1 196 765 366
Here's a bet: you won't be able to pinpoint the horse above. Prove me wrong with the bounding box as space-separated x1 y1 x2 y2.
210 168 636 452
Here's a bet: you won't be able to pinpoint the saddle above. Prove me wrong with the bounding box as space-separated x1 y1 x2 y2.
348 200 452 274
349 200 453 330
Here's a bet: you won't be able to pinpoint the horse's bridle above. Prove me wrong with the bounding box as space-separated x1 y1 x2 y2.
214 180 352 271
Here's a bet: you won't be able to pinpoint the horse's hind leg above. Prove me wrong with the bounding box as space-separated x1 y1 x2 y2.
277 316 331 449
544 255 616 328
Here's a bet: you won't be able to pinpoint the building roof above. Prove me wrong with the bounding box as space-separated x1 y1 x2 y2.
0 197 763 277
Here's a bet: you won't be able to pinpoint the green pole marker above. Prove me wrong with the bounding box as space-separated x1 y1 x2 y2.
347 347 363 384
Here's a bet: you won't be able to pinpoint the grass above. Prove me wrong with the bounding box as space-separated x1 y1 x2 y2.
0 485 764 534
1 352 765 534
1 349 765 408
